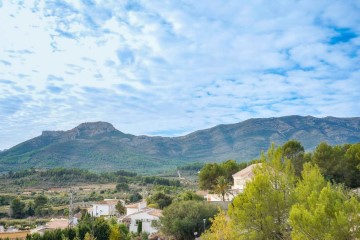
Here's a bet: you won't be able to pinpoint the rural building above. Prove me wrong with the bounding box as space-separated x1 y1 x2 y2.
120 201 162 234
88 199 124 217
231 163 261 194
205 163 261 202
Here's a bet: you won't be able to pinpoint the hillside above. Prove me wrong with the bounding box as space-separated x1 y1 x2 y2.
1 116 360 173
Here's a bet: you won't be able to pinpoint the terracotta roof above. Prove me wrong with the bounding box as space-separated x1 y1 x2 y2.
148 209 162 217
232 163 261 179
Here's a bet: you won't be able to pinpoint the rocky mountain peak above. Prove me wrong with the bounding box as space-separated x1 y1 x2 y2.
71 121 117 137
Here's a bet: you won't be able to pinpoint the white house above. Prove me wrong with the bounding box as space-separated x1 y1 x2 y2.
205 163 261 202
120 201 162 234
232 163 261 194
126 208 162 234
89 199 124 217
125 201 147 215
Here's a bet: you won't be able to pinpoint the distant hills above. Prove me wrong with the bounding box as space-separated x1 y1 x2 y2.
1 116 360 173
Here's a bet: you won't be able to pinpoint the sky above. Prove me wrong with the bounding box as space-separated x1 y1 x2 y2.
0 0 360 150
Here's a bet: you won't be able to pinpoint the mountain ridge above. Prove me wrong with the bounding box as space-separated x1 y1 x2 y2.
1 115 360 173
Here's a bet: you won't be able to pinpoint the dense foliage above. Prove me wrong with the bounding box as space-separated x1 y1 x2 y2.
20 215 132 240
201 144 360 240
160 200 218 240
199 160 247 190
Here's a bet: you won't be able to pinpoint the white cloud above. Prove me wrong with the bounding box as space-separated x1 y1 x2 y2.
0 0 359 149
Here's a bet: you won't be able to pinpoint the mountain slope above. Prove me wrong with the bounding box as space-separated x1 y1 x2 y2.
1 116 360 173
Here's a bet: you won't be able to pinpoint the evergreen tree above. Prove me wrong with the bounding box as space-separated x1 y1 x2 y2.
289 163 360 240
228 145 295 239
10 197 26 218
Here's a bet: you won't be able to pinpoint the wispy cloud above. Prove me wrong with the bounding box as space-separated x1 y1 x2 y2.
0 0 359 149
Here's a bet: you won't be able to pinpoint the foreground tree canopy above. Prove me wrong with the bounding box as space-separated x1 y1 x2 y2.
201 144 360 240
160 200 218 240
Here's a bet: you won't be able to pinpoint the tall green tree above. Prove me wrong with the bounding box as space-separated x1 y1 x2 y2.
93 217 111 240
289 163 360 239
34 194 48 208
160 200 218 240
115 201 126 215
199 163 224 190
213 176 231 201
229 145 295 239
147 192 172 209
282 140 305 176
343 143 360 187
221 160 242 183
26 201 35 217
199 160 246 190
10 197 26 218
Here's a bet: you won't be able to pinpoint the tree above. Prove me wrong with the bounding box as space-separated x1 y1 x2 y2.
199 163 224 190
199 160 246 190
34 194 48 217
160 200 218 240
129 192 142 203
109 225 121 240
26 201 35 217
34 194 48 208
137 220 142 235
93 217 111 240
228 145 295 239
147 192 172 209
201 211 237 240
282 140 305 176
84 232 95 240
289 163 360 240
118 223 130 240
221 160 242 183
115 201 126 215
10 197 26 218
343 143 360 187
116 183 129 192
174 190 204 202
213 176 231 201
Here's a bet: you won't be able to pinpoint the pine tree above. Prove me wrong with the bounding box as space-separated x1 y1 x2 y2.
228 145 295 239
289 163 360 240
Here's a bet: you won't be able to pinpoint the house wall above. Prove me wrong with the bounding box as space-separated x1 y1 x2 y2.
90 204 115 216
128 212 159 234
232 177 246 191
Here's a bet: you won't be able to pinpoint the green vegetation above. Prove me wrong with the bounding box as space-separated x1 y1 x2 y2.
201 143 360 240
1 139 360 239
198 160 247 190
146 192 173 209
21 215 132 240
160 200 219 240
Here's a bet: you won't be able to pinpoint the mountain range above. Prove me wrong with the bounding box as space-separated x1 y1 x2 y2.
1 115 360 173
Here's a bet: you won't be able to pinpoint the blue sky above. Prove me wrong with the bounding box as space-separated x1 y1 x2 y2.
0 0 360 150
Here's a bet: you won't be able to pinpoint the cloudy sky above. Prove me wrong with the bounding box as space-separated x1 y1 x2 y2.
0 0 359 150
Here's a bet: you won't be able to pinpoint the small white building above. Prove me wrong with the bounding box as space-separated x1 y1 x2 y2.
125 201 147 215
232 163 261 194
120 201 162 234
89 199 124 217
125 208 162 234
